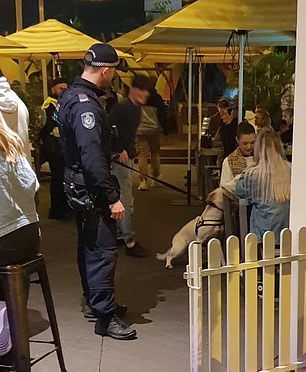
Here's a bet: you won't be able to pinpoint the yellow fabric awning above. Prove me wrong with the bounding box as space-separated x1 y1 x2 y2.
0 58 25 82
0 35 25 48
109 15 170 52
109 13 261 63
0 19 131 60
157 0 296 31
131 0 296 58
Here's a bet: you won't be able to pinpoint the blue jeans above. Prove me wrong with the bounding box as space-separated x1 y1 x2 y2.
76 210 118 317
111 159 134 244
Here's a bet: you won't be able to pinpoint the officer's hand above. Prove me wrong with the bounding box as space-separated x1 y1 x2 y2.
109 200 125 220
119 150 128 163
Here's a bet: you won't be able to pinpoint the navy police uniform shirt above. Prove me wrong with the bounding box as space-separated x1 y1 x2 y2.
56 77 119 207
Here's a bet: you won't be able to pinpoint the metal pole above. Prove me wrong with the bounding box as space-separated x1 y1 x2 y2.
15 0 23 31
38 0 48 101
198 59 203 153
187 47 194 205
38 0 44 21
15 0 25 89
238 32 247 123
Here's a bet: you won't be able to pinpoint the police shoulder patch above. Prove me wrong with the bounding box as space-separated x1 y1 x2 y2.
81 112 95 129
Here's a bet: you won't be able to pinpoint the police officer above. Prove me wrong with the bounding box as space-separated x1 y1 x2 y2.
40 78 68 220
56 43 136 340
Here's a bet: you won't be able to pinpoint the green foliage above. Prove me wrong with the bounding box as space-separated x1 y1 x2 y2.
230 49 295 122
146 0 173 22
153 0 173 13
69 17 82 31
10 82 42 150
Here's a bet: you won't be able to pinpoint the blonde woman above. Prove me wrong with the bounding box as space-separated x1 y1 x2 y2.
0 117 40 265
0 117 40 358
235 128 290 245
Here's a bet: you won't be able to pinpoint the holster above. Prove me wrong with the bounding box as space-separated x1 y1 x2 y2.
63 168 94 213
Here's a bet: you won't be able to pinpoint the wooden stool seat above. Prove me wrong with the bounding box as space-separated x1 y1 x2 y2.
0 254 67 372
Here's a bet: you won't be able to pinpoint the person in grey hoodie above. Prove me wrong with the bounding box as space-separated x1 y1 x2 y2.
0 115 40 360
135 76 168 191
0 75 31 162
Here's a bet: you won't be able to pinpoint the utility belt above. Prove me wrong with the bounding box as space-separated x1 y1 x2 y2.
64 168 101 246
63 168 94 213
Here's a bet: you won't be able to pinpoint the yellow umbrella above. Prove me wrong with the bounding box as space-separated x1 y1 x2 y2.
0 58 30 83
0 19 130 59
131 0 296 61
110 15 249 63
0 35 25 48
157 0 296 31
109 14 170 53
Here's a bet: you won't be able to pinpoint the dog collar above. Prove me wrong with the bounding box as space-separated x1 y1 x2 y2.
206 200 223 212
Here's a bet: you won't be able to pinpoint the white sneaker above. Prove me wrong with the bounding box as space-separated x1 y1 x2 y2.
137 181 148 191
150 174 162 187
0 301 12 356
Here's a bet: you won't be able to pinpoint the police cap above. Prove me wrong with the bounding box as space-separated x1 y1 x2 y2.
84 43 119 68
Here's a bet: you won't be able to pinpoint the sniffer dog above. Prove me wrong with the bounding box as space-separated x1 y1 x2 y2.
156 187 224 269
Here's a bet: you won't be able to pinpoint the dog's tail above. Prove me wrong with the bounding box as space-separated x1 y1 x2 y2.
156 252 168 261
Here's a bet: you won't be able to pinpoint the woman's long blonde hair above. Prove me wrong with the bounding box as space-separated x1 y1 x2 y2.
247 128 291 204
0 115 24 163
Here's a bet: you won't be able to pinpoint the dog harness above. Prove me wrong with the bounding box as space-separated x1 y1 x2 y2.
195 216 223 236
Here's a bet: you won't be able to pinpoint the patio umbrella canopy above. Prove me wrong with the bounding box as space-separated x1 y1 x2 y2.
156 0 296 31
0 35 25 48
131 0 296 55
110 15 262 63
0 19 130 59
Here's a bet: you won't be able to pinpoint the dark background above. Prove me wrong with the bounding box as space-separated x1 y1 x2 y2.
0 0 146 36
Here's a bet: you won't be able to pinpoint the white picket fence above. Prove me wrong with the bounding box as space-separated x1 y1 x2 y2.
184 228 306 372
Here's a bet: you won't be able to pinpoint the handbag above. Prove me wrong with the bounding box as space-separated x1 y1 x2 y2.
201 131 213 148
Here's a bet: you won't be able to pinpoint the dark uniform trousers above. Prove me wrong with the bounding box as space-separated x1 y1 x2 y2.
76 210 118 318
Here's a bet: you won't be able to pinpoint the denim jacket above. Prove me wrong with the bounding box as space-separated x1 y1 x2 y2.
0 154 39 238
235 171 289 245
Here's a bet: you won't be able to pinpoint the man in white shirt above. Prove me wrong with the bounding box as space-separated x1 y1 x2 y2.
220 121 256 193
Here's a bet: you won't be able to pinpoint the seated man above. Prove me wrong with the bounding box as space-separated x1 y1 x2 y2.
207 98 229 137
220 121 256 193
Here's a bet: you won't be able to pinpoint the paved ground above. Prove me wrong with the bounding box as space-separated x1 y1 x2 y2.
28 163 203 372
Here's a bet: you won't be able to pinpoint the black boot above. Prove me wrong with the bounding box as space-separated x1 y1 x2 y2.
95 315 136 340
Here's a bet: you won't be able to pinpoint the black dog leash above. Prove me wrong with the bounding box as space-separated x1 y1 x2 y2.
114 160 201 201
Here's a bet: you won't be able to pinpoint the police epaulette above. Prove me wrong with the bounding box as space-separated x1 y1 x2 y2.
78 93 89 103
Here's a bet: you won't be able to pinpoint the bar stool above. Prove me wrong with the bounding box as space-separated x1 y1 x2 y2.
0 254 67 372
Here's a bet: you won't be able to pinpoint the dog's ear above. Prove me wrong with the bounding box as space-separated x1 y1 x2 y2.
206 188 216 203
206 187 223 207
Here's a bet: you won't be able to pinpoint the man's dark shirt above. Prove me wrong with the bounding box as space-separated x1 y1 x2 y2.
220 119 238 158
109 98 141 160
